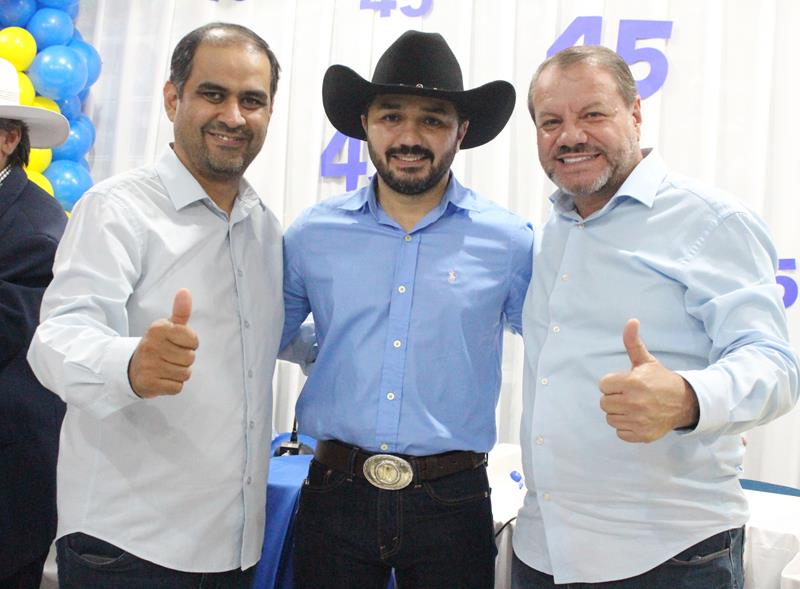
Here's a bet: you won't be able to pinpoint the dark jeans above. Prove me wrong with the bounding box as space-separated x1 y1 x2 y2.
56 533 255 589
294 458 497 589
0 550 47 589
512 527 745 589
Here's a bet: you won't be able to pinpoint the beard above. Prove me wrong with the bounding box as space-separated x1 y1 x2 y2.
369 142 457 196
548 136 640 199
187 122 259 181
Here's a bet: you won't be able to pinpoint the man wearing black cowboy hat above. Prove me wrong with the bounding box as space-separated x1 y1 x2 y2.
0 56 69 588
281 30 533 588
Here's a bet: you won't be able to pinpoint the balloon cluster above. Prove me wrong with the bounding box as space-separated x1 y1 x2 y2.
0 0 99 212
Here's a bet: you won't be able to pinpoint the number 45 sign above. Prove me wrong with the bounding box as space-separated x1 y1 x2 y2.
321 16 673 188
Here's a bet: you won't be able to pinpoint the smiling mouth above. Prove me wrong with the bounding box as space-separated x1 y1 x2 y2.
558 154 600 165
208 131 247 145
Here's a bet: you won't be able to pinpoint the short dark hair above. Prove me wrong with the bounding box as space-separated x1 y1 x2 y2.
528 45 638 121
0 118 30 168
169 22 281 101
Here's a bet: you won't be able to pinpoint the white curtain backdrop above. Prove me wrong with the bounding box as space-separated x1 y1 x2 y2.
74 0 800 487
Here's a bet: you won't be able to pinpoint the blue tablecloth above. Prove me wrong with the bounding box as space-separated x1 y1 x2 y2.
253 453 314 589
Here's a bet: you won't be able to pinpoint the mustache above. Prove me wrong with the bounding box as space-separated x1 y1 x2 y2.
386 145 434 160
202 122 252 140
557 143 602 156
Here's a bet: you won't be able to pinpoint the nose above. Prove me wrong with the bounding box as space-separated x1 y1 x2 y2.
557 118 588 148
395 119 423 146
217 97 246 128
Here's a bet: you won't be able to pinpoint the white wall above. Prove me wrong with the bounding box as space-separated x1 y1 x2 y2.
76 0 800 487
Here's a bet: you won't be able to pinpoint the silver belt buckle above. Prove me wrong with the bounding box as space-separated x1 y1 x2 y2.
363 454 413 490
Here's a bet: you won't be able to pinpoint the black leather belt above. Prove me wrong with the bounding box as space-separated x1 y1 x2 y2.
314 439 487 490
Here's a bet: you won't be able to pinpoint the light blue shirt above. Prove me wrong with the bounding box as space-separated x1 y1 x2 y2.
28 148 284 571
513 150 800 584
281 175 533 455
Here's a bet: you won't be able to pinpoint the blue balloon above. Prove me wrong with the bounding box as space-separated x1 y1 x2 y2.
52 118 93 161
56 95 81 121
71 114 95 146
78 157 90 171
37 0 76 7
28 45 87 100
78 87 89 103
68 38 101 88
26 8 74 49
44 159 93 211
0 0 36 27
70 28 83 42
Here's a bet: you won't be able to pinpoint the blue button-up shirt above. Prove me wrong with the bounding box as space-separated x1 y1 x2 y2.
281 175 532 455
513 150 799 583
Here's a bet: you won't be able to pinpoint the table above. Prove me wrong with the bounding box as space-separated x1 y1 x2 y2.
255 444 800 589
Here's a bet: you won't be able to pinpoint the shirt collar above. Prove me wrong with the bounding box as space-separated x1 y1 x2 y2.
337 173 483 216
0 164 11 187
154 146 265 213
550 148 667 216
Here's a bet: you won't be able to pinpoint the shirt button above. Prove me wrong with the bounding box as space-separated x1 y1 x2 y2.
543 492 551 501
246 476 252 485
393 340 402 348
237 268 244 277
404 235 412 242
249 420 255 430
387 392 395 400
540 378 549 385
552 325 561 334
244 320 251 329
561 273 569 281
576 223 585 230
248 369 254 378
536 436 545 445
380 443 389 451
398 285 407 294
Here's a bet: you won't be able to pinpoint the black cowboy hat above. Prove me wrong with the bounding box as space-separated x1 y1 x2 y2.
322 30 515 149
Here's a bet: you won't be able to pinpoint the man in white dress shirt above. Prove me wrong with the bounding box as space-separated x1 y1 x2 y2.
512 45 799 588
27 23 283 588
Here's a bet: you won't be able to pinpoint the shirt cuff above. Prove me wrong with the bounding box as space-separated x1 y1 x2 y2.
675 368 727 436
83 336 143 419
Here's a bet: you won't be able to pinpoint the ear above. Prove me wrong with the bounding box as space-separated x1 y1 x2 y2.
163 80 179 122
455 119 470 149
360 113 368 134
632 96 642 138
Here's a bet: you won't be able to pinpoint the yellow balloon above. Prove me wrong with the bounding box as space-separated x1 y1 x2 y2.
26 169 54 196
32 95 61 114
27 148 52 173
0 27 37 71
17 72 34 105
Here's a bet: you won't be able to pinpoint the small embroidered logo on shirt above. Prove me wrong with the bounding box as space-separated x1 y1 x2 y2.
448 270 457 284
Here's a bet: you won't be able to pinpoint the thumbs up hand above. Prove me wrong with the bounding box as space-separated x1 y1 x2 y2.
599 319 699 443
128 289 200 398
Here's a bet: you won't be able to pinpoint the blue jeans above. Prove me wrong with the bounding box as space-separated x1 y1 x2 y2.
511 527 744 588
56 533 254 589
293 458 496 589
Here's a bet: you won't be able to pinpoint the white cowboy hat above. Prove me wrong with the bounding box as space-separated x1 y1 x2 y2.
0 57 69 148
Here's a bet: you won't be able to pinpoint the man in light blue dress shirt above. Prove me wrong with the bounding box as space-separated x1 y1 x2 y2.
27 24 284 588
512 45 800 588
281 31 533 588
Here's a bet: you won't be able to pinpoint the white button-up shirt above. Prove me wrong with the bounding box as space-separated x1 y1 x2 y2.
28 148 283 572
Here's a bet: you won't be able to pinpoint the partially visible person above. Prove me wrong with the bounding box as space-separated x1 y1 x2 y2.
513 44 799 588
281 30 532 589
27 24 283 589
0 56 69 589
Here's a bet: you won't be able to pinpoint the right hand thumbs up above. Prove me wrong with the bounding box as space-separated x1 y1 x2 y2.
128 289 200 398
170 288 192 326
